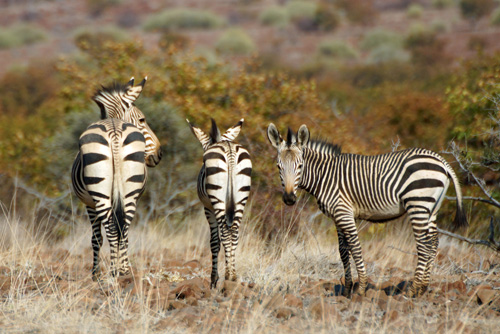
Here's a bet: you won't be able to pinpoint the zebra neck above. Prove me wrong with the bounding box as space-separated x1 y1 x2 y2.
299 149 329 198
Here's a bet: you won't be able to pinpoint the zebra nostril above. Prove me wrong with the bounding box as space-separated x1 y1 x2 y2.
283 192 296 206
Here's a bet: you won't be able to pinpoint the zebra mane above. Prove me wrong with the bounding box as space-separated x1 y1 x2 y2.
305 138 342 156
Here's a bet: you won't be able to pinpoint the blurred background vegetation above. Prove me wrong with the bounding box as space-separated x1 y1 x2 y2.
1 0 500 244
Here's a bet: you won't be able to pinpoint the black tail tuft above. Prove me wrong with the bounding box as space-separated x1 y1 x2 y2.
113 198 126 240
452 205 468 232
225 198 235 228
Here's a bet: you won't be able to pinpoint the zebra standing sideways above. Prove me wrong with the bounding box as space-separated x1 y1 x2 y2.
72 77 161 280
267 123 468 297
187 118 252 288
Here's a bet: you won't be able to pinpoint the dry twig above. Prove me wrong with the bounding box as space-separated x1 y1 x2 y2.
438 217 500 252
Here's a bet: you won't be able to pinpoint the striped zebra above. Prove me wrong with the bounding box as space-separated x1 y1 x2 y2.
187 118 252 288
72 77 161 280
267 123 468 297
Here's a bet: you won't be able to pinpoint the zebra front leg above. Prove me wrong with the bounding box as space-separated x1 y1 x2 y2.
337 230 353 297
205 209 221 288
336 213 368 295
88 207 103 281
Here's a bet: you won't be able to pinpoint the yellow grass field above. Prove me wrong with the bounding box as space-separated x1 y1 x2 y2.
1 202 499 334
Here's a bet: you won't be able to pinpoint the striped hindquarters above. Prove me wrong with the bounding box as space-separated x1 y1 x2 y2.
201 142 252 228
72 119 147 222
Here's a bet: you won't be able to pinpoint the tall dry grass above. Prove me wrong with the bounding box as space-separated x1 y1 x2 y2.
0 198 499 333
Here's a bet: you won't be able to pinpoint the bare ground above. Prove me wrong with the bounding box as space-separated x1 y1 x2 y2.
0 212 499 333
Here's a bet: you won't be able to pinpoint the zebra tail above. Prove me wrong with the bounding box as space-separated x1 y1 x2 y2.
112 194 126 240
225 167 235 229
448 165 469 231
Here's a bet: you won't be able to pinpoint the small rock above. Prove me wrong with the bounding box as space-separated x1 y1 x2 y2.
274 306 296 320
168 300 188 310
477 289 497 305
309 298 340 321
383 310 399 322
284 294 303 309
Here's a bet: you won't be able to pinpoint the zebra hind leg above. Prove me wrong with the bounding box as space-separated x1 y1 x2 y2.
88 207 103 281
205 209 221 288
419 219 438 295
220 224 238 282
408 216 433 297
337 230 353 297
103 214 120 278
117 227 131 277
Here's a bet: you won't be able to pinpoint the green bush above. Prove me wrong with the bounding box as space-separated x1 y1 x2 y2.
143 8 225 31
360 29 403 51
259 6 289 27
73 25 130 48
314 1 341 32
407 3 424 19
0 24 46 49
491 8 500 25
460 0 495 24
367 45 410 64
318 40 358 59
286 0 317 21
432 0 454 9
215 29 255 55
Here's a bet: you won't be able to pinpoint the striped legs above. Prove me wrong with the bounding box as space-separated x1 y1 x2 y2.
88 207 103 281
220 223 239 282
335 212 368 296
337 230 353 297
408 216 439 297
205 209 221 288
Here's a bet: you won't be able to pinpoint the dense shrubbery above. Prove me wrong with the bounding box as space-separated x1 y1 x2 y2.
0 24 46 49
1 31 497 236
143 8 225 31
215 29 255 55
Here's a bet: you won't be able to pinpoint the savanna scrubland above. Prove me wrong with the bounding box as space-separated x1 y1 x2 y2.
1 0 500 333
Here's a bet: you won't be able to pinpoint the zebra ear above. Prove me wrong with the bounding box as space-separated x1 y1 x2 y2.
123 76 147 106
267 123 282 149
221 118 244 142
297 124 310 147
210 118 222 143
187 119 211 150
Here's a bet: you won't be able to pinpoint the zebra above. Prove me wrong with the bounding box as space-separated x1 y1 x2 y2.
187 118 252 288
267 123 468 297
71 77 162 280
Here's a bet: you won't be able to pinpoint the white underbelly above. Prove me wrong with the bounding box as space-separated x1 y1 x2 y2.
355 202 405 222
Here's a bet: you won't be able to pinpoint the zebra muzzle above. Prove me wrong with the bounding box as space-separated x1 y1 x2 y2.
283 192 297 206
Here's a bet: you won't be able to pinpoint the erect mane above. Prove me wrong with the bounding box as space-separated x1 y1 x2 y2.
306 138 342 156
93 81 129 99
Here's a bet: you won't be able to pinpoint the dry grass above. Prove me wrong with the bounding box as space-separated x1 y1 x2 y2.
1 204 500 333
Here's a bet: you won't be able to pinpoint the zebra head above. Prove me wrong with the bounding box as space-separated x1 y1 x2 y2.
186 118 244 150
93 77 162 167
267 123 310 206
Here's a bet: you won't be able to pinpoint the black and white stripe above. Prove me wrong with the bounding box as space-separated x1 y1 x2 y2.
268 123 467 297
188 118 252 288
72 77 161 280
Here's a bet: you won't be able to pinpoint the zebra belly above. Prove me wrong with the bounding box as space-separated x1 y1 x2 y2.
355 202 406 222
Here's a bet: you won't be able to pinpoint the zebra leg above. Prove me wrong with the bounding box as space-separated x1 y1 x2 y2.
336 213 367 295
228 224 239 281
117 226 131 276
337 230 353 297
88 207 103 281
420 219 438 295
205 209 221 288
220 223 237 282
408 219 432 297
103 215 120 278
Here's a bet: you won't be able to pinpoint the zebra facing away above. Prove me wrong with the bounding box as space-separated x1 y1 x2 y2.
72 77 161 280
187 118 252 288
267 123 468 297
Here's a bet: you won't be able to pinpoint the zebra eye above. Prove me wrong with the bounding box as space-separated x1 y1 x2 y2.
138 118 145 124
